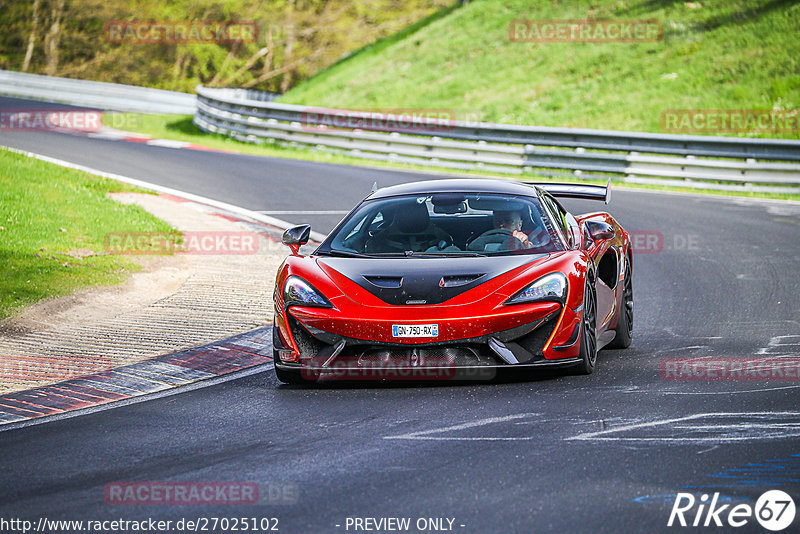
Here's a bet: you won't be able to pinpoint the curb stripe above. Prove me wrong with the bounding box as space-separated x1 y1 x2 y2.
49 383 128 401
0 412 26 424
0 326 273 428
0 402 53 417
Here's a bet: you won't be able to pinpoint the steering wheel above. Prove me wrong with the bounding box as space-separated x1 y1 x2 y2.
468 228 527 252
478 229 513 239
382 231 451 253
427 233 455 251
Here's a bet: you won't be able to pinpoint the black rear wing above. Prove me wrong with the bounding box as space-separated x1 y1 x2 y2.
529 178 611 204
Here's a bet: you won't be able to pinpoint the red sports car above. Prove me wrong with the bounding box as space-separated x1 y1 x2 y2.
272 179 633 384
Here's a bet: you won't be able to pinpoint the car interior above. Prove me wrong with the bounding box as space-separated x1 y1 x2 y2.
330 193 561 255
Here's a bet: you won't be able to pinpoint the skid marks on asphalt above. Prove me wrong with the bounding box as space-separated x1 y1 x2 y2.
634 328 800 396
757 335 800 356
383 413 633 442
385 412 800 446
569 412 800 444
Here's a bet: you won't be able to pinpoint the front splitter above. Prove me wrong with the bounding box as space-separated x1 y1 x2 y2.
276 356 582 382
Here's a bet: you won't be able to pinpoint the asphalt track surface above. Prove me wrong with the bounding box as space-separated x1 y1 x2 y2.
2 96 800 533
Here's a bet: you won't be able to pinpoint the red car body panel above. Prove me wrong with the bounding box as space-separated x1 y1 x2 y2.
272 179 632 380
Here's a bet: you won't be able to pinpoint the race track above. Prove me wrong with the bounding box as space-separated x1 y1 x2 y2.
1 96 800 533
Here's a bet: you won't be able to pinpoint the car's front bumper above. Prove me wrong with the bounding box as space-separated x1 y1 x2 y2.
273 302 583 381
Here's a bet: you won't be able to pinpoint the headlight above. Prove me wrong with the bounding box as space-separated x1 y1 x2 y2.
283 276 332 308
505 273 567 305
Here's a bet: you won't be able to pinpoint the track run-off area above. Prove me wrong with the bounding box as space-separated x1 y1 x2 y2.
1 96 800 533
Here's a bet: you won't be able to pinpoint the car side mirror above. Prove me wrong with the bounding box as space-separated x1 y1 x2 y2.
282 224 311 255
585 220 615 242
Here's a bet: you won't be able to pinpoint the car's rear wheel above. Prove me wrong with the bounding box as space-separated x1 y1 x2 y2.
573 278 598 375
608 257 633 349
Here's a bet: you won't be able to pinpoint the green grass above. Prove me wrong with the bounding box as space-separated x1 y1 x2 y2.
0 149 176 319
105 0 800 202
283 0 800 139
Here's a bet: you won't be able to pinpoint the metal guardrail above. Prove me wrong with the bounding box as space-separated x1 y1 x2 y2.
0 70 195 114
195 85 800 194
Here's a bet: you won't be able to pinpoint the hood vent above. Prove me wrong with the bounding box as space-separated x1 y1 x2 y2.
318 255 545 306
363 275 403 289
439 274 485 288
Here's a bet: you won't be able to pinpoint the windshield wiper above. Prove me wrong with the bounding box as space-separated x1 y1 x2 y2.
366 252 410 257
408 251 488 258
319 249 368 258
364 251 486 258
319 250 488 258
320 250 408 258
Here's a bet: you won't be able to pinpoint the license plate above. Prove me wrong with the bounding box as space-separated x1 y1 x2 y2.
392 324 439 338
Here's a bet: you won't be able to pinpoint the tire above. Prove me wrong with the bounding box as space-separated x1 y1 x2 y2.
573 277 598 375
607 256 633 349
274 351 307 385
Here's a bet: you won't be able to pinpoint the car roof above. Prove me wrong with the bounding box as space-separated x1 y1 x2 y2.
366 179 542 200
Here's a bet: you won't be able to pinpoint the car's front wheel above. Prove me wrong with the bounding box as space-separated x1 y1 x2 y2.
573 278 598 375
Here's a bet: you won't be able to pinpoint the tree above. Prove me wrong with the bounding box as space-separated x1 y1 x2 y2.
21 0 41 72
43 0 65 75
3 0 455 92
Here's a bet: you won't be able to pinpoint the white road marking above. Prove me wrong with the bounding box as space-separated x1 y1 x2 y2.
653 384 800 395
146 139 192 148
0 145 328 242
653 345 708 354
259 210 349 215
384 413 539 441
757 335 800 355
567 412 800 443
735 274 772 280
386 412 800 444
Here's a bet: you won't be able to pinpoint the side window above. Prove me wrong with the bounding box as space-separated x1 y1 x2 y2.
367 212 384 234
541 194 568 245
343 214 367 241
564 212 581 249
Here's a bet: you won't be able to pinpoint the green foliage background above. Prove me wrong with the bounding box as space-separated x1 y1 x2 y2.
284 0 800 137
0 0 453 93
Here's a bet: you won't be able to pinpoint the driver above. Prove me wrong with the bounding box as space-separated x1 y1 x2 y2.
494 210 531 248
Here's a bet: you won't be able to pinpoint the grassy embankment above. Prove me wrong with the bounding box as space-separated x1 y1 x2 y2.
106 0 800 199
0 149 175 319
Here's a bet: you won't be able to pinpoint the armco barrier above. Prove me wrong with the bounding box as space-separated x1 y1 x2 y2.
0 70 195 114
195 85 800 194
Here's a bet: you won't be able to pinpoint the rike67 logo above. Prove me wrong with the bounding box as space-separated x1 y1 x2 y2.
669 491 796 531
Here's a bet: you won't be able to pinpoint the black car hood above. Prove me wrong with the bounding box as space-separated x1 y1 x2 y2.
317 255 547 306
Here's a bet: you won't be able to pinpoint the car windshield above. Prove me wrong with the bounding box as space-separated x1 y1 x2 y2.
320 192 564 256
